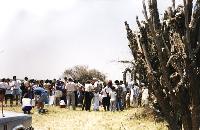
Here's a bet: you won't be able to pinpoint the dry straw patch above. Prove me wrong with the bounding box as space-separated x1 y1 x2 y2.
4 106 167 130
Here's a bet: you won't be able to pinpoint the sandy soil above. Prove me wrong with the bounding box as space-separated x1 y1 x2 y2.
4 105 167 130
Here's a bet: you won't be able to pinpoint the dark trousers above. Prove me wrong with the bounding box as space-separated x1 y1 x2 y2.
102 97 110 111
5 94 13 105
116 98 123 111
83 92 92 111
78 92 84 105
22 106 32 114
13 95 19 105
61 90 67 104
74 91 78 107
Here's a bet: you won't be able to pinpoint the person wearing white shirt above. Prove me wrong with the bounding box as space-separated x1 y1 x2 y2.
11 76 21 106
0 79 6 103
22 94 32 114
84 82 93 92
93 80 101 93
101 80 112 111
83 81 94 111
0 78 6 89
5 78 13 107
65 78 77 110
109 87 117 112
93 90 100 111
101 87 107 98
113 84 118 89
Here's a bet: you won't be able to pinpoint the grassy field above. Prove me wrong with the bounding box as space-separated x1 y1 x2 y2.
4 106 167 130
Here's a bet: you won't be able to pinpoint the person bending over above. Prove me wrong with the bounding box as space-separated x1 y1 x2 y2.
22 93 32 114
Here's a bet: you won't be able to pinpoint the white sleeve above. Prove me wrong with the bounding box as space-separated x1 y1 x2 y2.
10 81 15 87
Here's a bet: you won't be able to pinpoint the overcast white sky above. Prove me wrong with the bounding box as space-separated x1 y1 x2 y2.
0 0 182 80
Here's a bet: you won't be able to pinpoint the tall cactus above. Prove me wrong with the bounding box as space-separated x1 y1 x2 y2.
125 0 200 130
125 21 147 84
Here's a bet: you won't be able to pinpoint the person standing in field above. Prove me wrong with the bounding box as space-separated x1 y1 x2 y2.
74 80 79 107
126 92 130 108
93 89 100 111
63 77 68 105
55 80 63 106
60 81 66 105
132 83 140 107
77 85 84 106
120 81 127 109
11 76 21 106
94 80 101 93
65 78 77 110
20 82 26 104
5 78 13 107
83 80 94 111
100 84 107 111
44 80 51 97
101 81 112 111
115 80 123 111
141 83 149 107
109 87 117 112
0 78 7 106
0 78 7 90
24 77 30 89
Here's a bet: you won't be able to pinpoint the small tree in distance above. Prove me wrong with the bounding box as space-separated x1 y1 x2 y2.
63 65 106 84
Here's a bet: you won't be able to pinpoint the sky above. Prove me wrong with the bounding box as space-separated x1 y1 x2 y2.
0 0 182 81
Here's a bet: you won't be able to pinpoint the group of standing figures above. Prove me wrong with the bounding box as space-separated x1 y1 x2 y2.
59 79 128 112
61 79 149 112
0 76 149 113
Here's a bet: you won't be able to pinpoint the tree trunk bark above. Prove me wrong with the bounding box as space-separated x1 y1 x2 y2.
182 108 192 130
191 74 200 130
191 105 200 130
167 118 181 130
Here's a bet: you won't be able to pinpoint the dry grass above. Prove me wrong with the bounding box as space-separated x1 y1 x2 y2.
4 105 167 130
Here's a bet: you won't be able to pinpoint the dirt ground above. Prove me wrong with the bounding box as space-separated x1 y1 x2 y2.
4 105 167 130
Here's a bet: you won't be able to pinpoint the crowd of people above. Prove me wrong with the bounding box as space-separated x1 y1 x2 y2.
0 76 150 114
